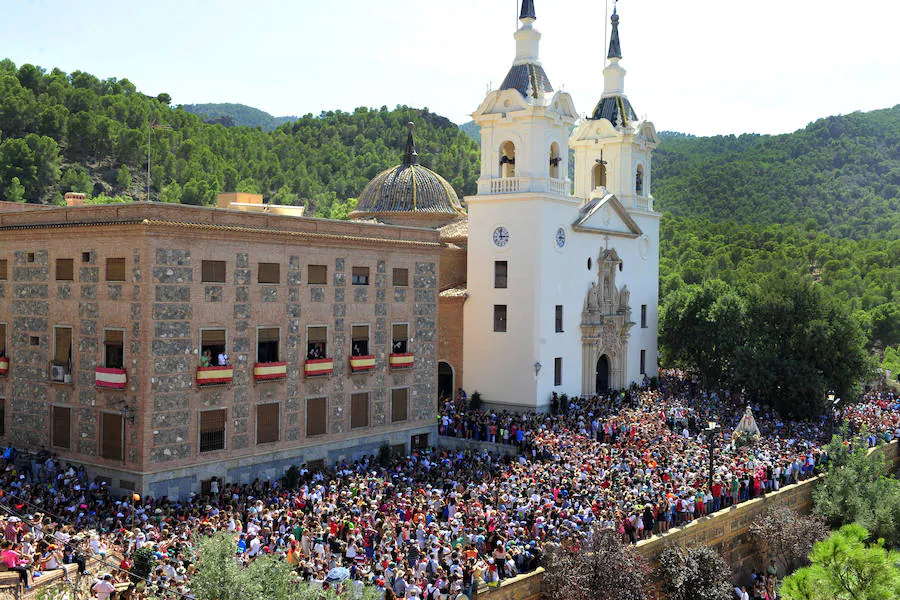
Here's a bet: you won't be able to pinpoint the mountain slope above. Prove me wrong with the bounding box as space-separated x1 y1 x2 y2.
182 103 297 131
653 106 900 240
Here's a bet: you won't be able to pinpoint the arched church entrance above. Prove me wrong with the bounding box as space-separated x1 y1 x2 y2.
438 361 454 401
596 355 610 393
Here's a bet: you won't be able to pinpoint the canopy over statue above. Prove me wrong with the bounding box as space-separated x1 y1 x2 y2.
734 406 761 438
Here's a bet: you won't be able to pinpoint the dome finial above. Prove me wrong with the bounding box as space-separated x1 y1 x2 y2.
520 0 536 22
607 1 622 60
403 122 419 166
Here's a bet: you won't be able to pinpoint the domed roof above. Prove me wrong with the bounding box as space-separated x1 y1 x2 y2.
354 124 464 218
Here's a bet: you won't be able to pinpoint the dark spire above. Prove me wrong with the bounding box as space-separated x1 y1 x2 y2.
607 4 622 60
403 122 419 166
520 0 536 21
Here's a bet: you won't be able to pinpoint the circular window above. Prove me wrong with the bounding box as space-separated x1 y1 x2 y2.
503 99 512 109
587 257 592 271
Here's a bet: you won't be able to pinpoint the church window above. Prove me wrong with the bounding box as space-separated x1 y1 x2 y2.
636 165 644 196
500 142 516 178
549 142 561 179
493 305 507 333
640 350 647 375
641 305 648 329
555 305 563 333
494 261 508 289
592 162 607 190
554 357 562 386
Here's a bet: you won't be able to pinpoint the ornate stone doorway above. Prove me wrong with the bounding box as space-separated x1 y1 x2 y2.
596 355 610 393
581 248 634 396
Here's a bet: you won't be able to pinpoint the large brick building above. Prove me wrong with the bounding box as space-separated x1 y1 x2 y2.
0 202 440 497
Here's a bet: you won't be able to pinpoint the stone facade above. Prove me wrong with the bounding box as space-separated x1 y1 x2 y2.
0 203 441 497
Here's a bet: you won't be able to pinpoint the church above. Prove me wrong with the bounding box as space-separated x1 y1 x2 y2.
352 0 660 411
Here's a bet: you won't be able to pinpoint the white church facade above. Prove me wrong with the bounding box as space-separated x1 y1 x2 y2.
353 0 660 411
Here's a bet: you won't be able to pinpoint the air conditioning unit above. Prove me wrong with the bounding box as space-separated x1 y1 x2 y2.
50 364 67 382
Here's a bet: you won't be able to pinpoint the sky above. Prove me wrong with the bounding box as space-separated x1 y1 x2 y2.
1 0 899 137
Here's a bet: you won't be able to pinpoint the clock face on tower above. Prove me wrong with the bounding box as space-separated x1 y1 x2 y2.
555 227 567 249
492 226 510 247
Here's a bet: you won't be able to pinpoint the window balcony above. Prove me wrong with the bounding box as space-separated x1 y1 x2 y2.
304 358 334 378
197 365 234 387
0 357 8 376
253 362 286 382
349 355 375 373
96 367 127 390
389 353 414 370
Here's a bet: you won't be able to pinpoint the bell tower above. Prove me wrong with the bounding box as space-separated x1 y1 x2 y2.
471 0 578 197
570 4 660 211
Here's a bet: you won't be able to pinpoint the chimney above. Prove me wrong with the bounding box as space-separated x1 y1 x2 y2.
65 192 87 207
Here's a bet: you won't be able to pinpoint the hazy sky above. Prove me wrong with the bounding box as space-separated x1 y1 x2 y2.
2 0 898 136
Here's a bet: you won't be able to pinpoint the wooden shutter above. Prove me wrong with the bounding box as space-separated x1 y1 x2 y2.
306 398 326 437
0 323 5 356
52 406 71 449
258 263 280 284
391 388 408 423
308 264 327 285
392 324 408 342
106 258 126 282
201 260 226 283
200 409 227 452
0 259 6 280
351 326 369 343
56 259 74 281
202 329 226 346
256 403 280 444
392 268 408 287
258 328 279 343
350 393 369 429
101 413 123 460
54 327 72 363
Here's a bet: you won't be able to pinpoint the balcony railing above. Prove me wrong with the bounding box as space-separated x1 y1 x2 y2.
253 362 287 382
633 196 652 211
548 178 569 196
0 357 8 376
349 355 375 373
304 358 334 378
389 353 414 369
490 177 522 194
96 367 127 390
197 365 234 387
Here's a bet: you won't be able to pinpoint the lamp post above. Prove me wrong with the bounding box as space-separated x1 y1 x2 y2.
705 420 718 496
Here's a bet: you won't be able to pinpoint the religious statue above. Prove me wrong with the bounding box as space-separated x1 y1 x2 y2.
733 405 761 447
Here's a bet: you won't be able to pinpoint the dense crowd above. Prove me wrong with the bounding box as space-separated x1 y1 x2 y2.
0 374 897 600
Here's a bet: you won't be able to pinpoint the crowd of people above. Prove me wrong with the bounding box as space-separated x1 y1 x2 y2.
0 373 897 600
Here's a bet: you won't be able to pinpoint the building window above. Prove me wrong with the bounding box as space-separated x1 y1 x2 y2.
55 258 74 281
306 397 327 437
100 412 123 461
392 323 409 353
81 252 91 263
199 409 227 453
641 304 648 329
103 330 125 369
0 259 7 280
494 261 508 289
27 253 35 263
500 141 516 178
0 323 5 358
555 305 563 333
352 266 370 286
258 262 280 284
0 398 4 437
30 336 40 347
391 388 408 423
592 162 607 190
257 328 280 363
307 326 327 359
201 260 226 283
350 392 369 429
106 258 126 282
51 326 73 383
392 268 409 287
351 325 370 356
308 264 327 285
549 142 561 179
636 165 644 196
51 406 71 450
411 433 429 450
640 349 647 375
200 329 227 366
494 305 507 333
554 357 562 386
256 403 280 445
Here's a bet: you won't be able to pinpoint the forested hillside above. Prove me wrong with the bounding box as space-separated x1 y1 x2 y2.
182 103 297 131
0 60 481 216
653 107 900 240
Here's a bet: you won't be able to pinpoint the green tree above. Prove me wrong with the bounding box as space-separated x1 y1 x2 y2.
116 165 132 189
7 176 25 202
59 167 92 195
812 435 900 547
657 545 733 600
779 524 900 600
